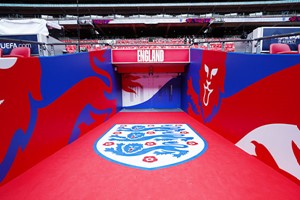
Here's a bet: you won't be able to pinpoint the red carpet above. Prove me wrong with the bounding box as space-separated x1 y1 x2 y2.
0 111 299 200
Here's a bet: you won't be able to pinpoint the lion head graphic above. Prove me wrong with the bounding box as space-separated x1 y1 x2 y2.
199 50 226 121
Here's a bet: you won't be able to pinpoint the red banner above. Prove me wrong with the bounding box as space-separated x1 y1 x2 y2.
112 49 190 64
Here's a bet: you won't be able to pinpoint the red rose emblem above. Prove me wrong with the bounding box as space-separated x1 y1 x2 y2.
143 156 158 163
187 141 198 145
146 131 155 135
180 131 189 134
145 142 156 146
103 142 114 146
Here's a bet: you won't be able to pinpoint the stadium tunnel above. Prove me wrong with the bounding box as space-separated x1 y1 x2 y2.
0 46 300 199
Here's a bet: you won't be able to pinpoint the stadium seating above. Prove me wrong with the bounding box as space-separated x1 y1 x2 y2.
269 43 298 54
60 37 237 53
7 47 31 57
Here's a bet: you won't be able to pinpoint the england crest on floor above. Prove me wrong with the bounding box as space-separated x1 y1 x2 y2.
94 124 208 170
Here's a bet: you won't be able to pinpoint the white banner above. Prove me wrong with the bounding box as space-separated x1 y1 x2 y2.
0 19 49 35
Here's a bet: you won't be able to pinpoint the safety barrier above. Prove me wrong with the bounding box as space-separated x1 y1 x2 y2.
0 31 299 56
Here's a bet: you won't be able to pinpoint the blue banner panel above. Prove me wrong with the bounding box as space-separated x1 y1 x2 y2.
0 34 39 55
262 27 300 51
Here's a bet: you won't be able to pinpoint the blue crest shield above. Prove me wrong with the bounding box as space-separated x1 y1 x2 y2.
94 124 208 170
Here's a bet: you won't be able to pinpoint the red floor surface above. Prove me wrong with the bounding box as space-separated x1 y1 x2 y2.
0 111 300 200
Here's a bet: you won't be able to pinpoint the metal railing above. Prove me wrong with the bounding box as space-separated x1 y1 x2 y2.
0 31 299 56
192 32 300 53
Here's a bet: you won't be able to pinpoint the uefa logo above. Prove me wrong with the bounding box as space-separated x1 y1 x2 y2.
94 124 208 170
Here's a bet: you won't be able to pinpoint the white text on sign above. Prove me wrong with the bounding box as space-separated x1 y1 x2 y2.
137 49 164 62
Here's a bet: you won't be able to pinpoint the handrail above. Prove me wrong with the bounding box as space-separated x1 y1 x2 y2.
192 31 300 52
193 32 300 44
0 31 299 55
0 37 46 45
252 31 300 53
0 37 48 56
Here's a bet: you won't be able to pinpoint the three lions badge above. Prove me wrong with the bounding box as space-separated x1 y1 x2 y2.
94 124 207 170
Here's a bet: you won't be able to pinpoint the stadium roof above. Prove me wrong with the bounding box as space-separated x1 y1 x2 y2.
0 0 299 39
0 1 299 16
0 0 291 3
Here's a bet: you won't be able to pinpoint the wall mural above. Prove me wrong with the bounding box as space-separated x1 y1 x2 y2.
183 49 300 185
122 73 181 109
1 47 300 186
0 50 121 185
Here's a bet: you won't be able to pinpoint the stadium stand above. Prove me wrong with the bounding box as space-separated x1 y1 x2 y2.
0 0 299 40
4 47 31 57
270 43 298 54
60 37 237 53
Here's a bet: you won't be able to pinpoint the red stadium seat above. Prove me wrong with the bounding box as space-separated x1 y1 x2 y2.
8 47 31 57
269 43 297 54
